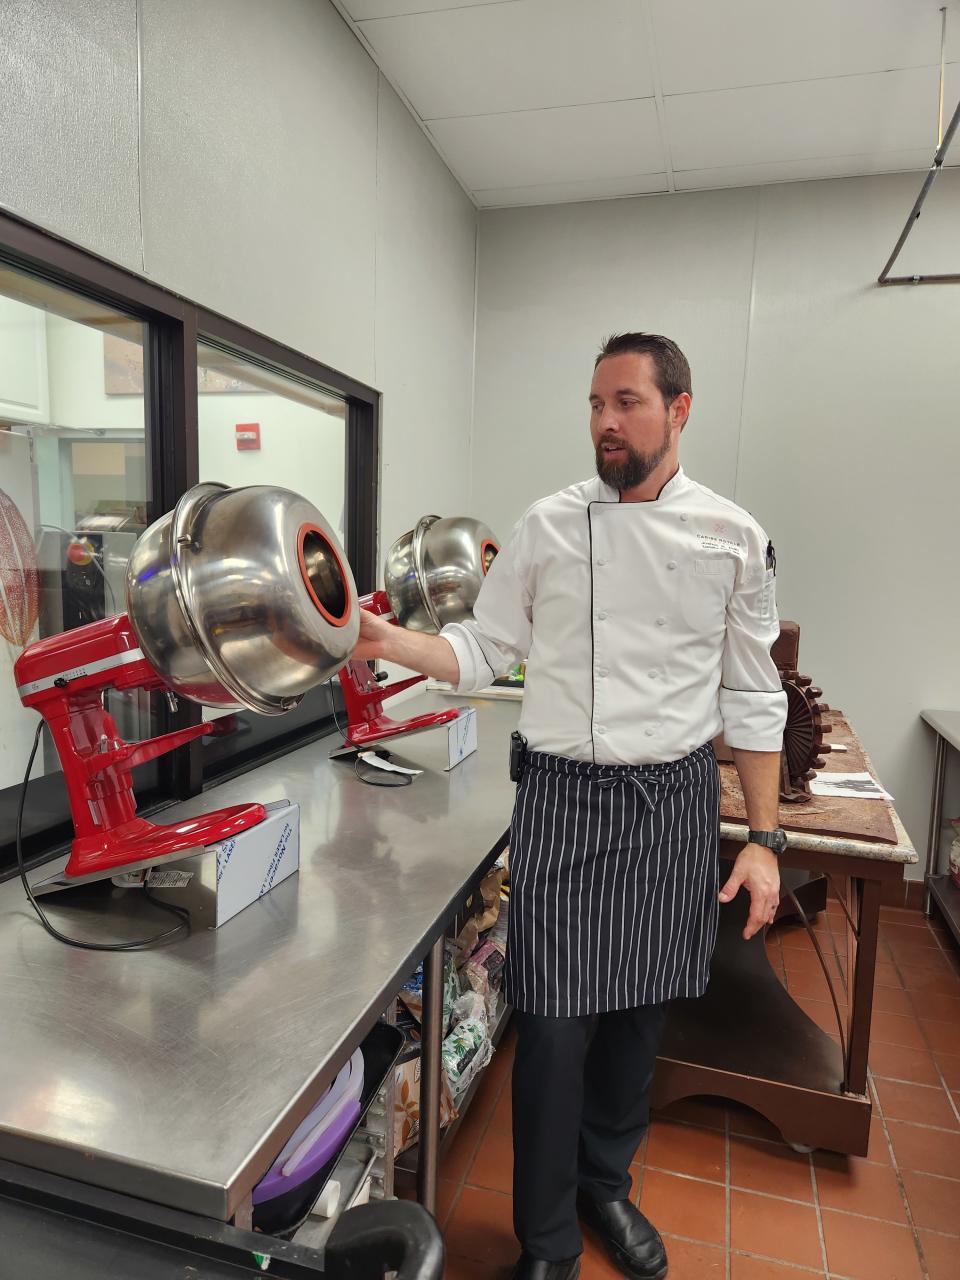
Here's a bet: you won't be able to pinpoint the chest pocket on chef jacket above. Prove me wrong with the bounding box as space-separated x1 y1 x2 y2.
680 557 737 632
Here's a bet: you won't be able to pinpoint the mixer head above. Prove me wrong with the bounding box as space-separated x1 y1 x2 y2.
15 483 360 891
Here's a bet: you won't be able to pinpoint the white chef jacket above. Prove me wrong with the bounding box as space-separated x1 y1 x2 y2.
441 467 787 765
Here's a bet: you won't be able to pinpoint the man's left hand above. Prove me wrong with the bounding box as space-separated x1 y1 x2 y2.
718 844 781 940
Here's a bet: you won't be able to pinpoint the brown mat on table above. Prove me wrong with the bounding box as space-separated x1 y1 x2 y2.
719 711 898 845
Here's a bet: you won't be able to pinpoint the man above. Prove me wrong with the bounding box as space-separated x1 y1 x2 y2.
354 333 787 1280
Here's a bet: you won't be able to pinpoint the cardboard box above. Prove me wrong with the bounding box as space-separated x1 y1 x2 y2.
445 706 478 771
132 800 300 929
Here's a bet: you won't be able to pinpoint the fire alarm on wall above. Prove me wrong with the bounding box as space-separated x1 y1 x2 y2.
235 423 261 451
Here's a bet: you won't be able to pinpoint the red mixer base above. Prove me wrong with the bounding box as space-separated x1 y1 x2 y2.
33 803 267 893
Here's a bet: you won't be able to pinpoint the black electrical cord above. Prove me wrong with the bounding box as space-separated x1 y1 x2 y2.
328 679 413 788
16 722 192 950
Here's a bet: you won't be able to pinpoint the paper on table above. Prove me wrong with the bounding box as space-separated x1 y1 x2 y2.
809 771 892 801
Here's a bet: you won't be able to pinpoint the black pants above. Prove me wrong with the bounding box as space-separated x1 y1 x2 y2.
512 1003 668 1261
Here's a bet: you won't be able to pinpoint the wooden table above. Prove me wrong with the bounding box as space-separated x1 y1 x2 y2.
653 711 916 1156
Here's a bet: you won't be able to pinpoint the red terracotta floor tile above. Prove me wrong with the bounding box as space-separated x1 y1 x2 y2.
820 1209 923 1280
917 1228 960 1280
658 1235 725 1279
443 1101 495 1183
466 1125 513 1196
644 1118 725 1183
886 1120 960 1179
865 1116 894 1164
813 1154 909 1223
729 1136 814 1201
579 1233 624 1280
732 1258 823 1279
899 964 960 996
443 1254 506 1280
870 1010 927 1050
921 1019 960 1058
936 1053 960 1090
907 991 960 1022
794 995 845 1037
489 1081 512 1135
444 1186 517 1267
873 1078 960 1130
787 968 842 1002
437 1178 463 1231
729 1189 822 1269
869 1042 942 1086
638 1169 726 1246
872 984 916 1016
882 923 944 950
900 1169 960 1235
875 960 905 989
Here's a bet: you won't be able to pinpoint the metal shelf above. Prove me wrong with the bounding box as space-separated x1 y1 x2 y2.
395 1000 512 1176
928 875 960 948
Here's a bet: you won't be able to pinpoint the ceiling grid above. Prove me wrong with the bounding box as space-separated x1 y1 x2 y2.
331 0 960 208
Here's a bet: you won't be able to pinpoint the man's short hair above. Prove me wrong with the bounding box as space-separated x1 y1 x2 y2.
595 333 692 406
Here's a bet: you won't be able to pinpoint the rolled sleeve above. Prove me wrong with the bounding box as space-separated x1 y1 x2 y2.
439 520 533 694
719 529 788 750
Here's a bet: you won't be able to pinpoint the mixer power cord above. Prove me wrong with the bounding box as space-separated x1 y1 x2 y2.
328 679 413 788
16 722 192 951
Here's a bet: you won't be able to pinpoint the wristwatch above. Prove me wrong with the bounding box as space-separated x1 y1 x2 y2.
748 827 788 855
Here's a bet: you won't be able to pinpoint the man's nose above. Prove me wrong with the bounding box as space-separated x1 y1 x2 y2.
599 407 622 434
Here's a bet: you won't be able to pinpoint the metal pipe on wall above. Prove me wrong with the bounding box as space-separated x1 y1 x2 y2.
877 90 960 285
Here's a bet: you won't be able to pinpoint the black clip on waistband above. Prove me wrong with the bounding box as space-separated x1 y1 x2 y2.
509 730 528 782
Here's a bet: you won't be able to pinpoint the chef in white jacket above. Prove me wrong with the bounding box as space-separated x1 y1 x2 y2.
354 333 787 1280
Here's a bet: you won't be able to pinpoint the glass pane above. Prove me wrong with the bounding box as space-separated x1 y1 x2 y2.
0 264 158 868
196 341 348 777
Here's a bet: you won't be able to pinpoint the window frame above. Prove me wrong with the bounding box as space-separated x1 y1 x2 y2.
0 209 380 876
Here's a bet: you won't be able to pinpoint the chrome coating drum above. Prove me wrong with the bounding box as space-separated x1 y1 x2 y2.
384 514 500 633
126 483 359 713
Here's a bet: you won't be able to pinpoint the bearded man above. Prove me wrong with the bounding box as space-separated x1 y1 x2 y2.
354 332 788 1280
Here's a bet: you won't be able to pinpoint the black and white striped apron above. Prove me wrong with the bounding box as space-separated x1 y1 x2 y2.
505 742 720 1017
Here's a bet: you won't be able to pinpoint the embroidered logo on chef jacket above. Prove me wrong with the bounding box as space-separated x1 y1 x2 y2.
694 531 745 556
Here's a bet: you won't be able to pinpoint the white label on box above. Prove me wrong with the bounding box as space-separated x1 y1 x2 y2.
446 706 478 770
209 802 300 927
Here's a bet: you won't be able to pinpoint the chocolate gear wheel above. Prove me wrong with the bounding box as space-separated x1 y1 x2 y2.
780 671 830 803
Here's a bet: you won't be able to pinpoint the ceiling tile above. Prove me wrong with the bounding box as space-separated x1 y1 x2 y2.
475 173 669 207
651 0 960 96
673 149 954 192
357 0 654 120
427 97 664 190
666 65 959 173
341 0 520 17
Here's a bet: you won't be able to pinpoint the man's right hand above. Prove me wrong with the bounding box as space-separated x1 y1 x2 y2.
349 609 463 686
352 607 395 663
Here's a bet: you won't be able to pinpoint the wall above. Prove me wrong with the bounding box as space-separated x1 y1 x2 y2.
0 0 478 557
473 171 960 869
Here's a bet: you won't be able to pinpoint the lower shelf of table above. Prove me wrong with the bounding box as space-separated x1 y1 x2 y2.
927 875 960 946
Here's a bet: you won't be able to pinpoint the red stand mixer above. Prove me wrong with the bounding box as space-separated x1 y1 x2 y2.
14 483 360 893
333 515 500 757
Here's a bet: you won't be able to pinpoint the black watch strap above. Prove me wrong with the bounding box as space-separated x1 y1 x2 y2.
748 827 787 854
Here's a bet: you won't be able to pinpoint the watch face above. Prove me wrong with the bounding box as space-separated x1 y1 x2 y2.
772 829 788 854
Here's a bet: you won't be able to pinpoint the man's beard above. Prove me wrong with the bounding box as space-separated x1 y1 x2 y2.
595 421 671 491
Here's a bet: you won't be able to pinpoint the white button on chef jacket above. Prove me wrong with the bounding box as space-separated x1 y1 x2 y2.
442 468 787 766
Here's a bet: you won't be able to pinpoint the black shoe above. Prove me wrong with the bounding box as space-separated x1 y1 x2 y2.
576 1193 667 1279
510 1253 581 1280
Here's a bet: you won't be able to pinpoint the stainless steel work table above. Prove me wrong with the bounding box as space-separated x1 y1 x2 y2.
0 694 516 1225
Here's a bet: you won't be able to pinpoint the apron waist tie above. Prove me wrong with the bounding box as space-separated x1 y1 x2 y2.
597 772 656 812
